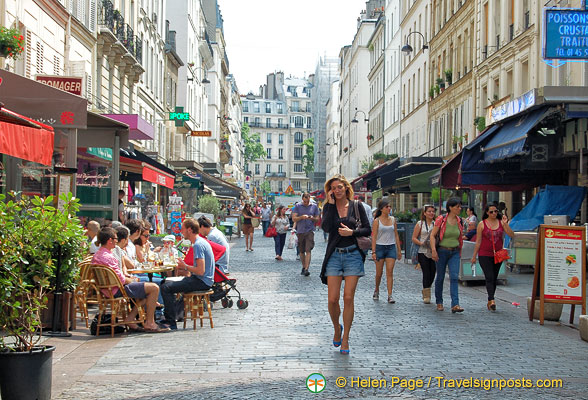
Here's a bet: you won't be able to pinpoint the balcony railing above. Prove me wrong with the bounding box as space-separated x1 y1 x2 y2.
265 172 286 178
247 122 288 129
98 0 142 63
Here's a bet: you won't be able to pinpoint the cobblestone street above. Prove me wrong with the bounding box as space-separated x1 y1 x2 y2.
50 229 588 399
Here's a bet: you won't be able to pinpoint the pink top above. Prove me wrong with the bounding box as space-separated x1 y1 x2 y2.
92 247 125 296
479 220 504 257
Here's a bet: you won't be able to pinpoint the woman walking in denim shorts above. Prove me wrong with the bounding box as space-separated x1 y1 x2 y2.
430 197 466 313
371 199 401 304
320 174 371 355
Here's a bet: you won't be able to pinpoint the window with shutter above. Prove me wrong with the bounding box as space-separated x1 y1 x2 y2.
25 31 32 78
54 55 60 75
36 42 44 74
89 0 96 31
85 73 92 100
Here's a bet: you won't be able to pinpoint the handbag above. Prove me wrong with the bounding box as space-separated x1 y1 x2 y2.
265 226 277 237
491 225 510 264
353 201 372 251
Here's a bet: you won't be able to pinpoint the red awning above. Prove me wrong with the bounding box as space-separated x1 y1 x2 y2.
0 107 54 165
142 164 175 189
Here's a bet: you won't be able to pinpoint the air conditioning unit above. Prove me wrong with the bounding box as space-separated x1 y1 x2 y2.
152 13 157 24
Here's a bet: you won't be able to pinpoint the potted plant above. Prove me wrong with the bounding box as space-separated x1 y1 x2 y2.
429 86 435 99
434 85 440 96
367 134 374 141
0 192 85 400
444 68 453 85
343 146 349 153
474 116 486 132
452 135 463 150
436 77 445 91
0 26 25 59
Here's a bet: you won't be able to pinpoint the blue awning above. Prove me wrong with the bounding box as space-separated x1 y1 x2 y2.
481 107 550 162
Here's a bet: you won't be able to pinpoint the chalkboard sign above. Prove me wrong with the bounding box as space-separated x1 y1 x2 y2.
530 225 586 325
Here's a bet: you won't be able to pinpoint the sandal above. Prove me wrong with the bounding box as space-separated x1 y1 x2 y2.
144 326 171 333
451 305 464 313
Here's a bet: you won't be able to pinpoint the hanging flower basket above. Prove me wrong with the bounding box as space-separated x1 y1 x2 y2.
0 27 25 59
367 135 374 141
343 147 349 153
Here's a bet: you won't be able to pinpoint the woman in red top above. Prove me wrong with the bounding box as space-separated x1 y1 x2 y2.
470 202 515 311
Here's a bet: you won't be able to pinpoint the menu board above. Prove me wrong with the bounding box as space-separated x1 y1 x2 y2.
56 174 72 211
543 227 584 301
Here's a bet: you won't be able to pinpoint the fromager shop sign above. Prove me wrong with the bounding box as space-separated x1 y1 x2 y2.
530 225 586 325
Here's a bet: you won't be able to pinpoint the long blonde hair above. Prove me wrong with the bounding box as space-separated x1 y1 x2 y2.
324 174 354 201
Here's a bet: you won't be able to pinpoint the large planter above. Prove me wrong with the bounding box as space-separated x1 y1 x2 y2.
526 297 563 321
0 345 55 400
40 291 75 332
579 315 588 342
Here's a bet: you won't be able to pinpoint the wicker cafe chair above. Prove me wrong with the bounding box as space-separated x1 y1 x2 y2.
74 255 94 328
88 264 146 337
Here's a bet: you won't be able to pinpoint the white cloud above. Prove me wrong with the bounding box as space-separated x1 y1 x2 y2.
218 0 366 94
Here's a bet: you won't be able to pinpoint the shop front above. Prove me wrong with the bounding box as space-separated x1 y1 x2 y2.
119 148 176 233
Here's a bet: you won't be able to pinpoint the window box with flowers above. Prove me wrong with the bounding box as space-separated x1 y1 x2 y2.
0 27 25 59
367 134 374 141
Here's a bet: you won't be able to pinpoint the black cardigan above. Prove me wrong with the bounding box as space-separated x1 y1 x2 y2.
319 201 372 285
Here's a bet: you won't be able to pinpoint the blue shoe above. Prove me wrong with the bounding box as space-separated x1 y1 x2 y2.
340 348 350 355
333 324 343 347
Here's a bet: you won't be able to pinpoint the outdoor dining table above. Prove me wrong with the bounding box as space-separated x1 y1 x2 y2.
129 265 175 282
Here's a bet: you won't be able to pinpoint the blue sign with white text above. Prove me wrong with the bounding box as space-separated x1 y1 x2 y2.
544 9 588 59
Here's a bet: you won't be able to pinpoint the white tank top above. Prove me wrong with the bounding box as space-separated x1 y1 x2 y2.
376 217 396 245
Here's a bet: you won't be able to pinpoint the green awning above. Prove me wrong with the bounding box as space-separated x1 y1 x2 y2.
395 169 438 193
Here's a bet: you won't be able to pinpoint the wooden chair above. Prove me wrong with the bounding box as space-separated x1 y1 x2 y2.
88 264 145 337
183 290 214 330
73 255 94 328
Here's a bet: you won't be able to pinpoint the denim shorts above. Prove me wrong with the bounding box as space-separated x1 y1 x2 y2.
375 244 397 260
325 245 365 277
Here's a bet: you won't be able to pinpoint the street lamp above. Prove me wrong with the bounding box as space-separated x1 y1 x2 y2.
351 108 369 123
187 66 210 84
401 31 428 55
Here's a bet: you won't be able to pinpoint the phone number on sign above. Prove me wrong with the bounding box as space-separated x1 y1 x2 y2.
334 376 563 391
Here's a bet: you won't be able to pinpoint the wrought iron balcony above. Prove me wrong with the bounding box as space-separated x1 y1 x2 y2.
98 0 142 64
265 172 286 178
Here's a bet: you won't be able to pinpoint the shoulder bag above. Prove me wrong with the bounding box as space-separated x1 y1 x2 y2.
353 200 372 250
490 224 510 264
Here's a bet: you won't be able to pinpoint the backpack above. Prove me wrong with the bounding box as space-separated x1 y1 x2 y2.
90 314 126 336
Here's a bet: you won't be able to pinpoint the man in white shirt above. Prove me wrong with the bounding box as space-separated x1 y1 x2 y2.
198 216 230 274
87 220 101 254
358 195 374 227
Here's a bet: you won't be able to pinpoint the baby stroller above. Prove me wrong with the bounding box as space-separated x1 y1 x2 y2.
211 266 248 309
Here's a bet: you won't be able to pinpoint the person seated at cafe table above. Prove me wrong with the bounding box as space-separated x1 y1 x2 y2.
86 220 101 254
197 216 230 273
112 226 137 278
154 235 180 260
159 218 215 330
91 227 169 333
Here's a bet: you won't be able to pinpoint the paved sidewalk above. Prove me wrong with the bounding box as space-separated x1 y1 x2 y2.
47 228 587 399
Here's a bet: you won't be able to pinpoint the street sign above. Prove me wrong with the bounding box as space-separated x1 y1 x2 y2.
190 130 212 137
544 9 588 60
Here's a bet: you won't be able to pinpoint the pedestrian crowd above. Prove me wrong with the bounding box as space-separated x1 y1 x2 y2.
246 174 515 355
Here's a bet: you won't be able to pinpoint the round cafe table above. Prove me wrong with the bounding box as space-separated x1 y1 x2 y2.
129 265 175 282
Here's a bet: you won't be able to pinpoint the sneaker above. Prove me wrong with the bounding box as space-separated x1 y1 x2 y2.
300 268 305 275
304 269 310 276
372 291 379 300
387 295 395 304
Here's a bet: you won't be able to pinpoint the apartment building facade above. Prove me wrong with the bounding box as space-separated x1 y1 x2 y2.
382 0 402 157
428 0 475 157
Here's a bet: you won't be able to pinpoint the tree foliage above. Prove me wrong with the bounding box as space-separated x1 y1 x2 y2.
301 138 314 177
198 195 220 218
241 123 265 169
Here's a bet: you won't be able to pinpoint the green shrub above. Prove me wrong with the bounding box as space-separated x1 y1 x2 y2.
198 195 220 218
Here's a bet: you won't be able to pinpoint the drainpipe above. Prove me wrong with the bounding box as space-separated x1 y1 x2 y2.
65 15 71 75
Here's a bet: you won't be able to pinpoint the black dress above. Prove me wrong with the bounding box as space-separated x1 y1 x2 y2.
319 200 371 285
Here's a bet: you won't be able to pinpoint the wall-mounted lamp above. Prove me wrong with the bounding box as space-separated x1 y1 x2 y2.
351 108 369 123
218 115 232 121
187 65 210 84
401 31 428 55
